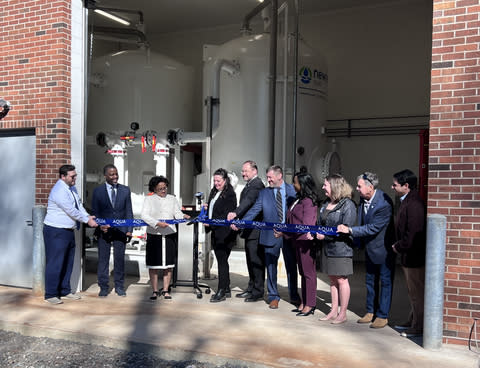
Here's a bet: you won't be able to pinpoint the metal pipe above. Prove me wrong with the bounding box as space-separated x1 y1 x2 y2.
423 214 447 350
292 0 299 172
241 0 271 34
268 0 278 166
211 59 240 136
92 26 147 44
32 205 47 296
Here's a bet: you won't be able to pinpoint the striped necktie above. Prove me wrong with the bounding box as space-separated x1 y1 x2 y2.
276 189 283 222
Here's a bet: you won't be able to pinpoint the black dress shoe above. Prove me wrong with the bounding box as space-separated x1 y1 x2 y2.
98 289 108 297
210 289 227 303
236 291 252 298
245 295 263 302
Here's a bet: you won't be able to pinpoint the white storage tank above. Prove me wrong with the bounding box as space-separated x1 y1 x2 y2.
203 33 328 185
203 33 272 179
295 40 329 174
87 50 195 197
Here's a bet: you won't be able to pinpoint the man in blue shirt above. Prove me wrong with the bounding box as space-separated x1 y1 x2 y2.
43 164 98 305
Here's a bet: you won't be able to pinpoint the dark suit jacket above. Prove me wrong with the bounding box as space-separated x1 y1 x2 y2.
91 183 133 239
206 184 237 247
352 189 395 265
393 189 426 268
285 197 317 241
242 182 296 247
234 176 265 240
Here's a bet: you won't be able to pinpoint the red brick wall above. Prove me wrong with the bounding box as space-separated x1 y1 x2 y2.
430 0 480 345
0 0 72 204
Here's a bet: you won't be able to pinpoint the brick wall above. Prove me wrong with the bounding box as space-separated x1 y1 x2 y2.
0 0 72 204
430 0 480 345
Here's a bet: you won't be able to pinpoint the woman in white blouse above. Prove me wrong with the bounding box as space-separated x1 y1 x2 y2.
141 176 189 300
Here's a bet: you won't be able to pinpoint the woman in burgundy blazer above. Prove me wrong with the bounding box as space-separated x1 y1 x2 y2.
283 172 319 316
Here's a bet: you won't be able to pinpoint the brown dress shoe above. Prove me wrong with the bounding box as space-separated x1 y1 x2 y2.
370 317 388 328
269 299 279 309
357 312 374 324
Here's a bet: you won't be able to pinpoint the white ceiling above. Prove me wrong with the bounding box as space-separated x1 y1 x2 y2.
91 0 397 35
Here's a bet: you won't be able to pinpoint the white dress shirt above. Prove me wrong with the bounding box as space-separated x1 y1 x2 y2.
44 179 90 229
141 194 185 235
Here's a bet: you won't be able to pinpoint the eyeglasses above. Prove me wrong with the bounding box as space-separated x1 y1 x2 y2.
155 187 168 192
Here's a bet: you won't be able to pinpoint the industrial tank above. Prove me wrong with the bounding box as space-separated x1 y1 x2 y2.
87 50 195 197
203 33 272 179
295 39 329 176
203 33 329 186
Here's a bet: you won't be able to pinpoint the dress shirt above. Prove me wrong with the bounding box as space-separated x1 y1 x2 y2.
208 191 221 219
141 194 185 235
44 179 90 229
364 190 377 214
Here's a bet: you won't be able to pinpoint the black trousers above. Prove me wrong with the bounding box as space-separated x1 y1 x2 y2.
214 246 231 290
244 237 265 298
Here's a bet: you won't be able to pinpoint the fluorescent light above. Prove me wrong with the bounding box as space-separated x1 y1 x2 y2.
94 9 131 26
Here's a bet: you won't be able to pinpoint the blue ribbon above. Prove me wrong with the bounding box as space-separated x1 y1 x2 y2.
96 207 338 236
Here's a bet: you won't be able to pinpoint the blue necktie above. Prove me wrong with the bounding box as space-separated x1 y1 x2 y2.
111 185 117 207
70 187 81 230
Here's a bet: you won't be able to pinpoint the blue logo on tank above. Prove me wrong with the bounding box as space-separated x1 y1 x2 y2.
299 67 312 84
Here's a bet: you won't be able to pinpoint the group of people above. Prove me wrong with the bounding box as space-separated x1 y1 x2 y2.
203 162 426 337
42 162 426 337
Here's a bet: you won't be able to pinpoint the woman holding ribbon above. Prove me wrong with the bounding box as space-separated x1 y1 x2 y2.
282 171 319 317
316 174 356 323
204 168 237 302
141 176 189 301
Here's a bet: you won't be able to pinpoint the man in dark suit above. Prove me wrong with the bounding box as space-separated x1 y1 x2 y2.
240 165 300 309
391 169 426 337
338 172 395 328
91 164 133 297
227 160 265 302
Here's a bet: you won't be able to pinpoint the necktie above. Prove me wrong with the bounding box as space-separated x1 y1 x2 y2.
364 201 370 214
276 189 283 223
70 187 81 230
111 185 116 207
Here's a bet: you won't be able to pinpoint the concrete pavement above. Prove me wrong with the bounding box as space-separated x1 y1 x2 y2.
0 266 478 367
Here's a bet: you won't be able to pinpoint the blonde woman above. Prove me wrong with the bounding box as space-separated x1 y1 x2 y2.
316 174 356 324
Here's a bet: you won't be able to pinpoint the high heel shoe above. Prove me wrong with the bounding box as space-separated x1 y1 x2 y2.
296 307 316 316
161 290 172 300
291 305 304 313
150 291 159 301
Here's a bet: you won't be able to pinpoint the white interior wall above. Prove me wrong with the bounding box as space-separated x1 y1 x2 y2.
92 0 432 199
148 0 432 196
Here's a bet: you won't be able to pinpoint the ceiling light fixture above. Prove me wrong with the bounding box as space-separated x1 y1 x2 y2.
94 9 131 26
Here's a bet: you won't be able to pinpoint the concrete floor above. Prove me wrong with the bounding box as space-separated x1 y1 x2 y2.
0 252 478 368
